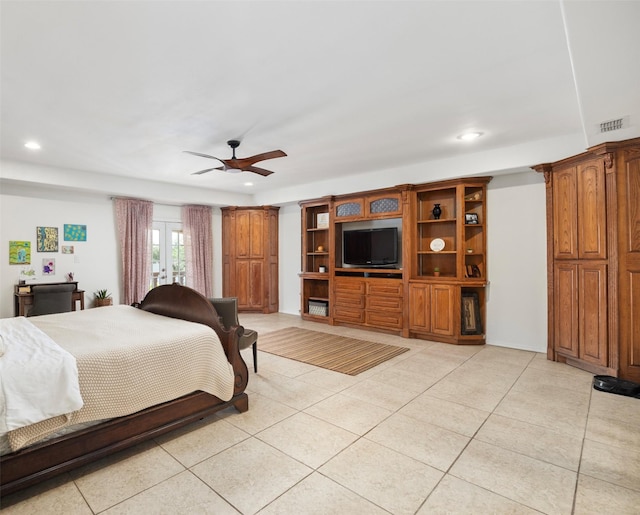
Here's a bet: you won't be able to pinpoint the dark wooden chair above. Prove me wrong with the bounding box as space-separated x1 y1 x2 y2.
209 297 258 373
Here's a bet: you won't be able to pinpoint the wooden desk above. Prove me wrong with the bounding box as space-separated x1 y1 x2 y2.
14 282 85 317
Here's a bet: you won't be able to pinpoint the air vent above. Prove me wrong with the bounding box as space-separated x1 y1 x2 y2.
599 118 625 133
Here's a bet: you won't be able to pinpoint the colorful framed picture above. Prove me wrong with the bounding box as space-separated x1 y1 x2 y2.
62 245 74 254
37 226 58 252
64 224 87 241
42 258 55 275
10 241 31 264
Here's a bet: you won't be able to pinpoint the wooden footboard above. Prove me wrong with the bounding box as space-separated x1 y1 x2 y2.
0 284 249 498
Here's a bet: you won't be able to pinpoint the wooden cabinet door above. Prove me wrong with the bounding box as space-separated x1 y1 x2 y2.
554 263 579 357
234 260 250 308
249 210 265 259
409 283 430 332
577 160 607 260
249 260 265 309
234 210 251 258
553 168 578 260
431 284 454 336
578 263 608 367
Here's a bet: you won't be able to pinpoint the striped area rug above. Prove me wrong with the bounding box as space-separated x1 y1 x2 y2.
259 327 409 375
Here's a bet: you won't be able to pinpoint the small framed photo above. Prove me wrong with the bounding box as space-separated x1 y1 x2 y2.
316 212 329 229
461 292 483 335
465 213 479 224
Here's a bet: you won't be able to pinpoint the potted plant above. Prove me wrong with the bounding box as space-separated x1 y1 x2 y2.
433 267 440 277
94 289 113 307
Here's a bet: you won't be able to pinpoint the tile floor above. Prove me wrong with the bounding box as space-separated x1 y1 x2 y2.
2 313 639 514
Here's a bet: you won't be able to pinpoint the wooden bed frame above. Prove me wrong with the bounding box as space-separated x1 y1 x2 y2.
0 284 249 498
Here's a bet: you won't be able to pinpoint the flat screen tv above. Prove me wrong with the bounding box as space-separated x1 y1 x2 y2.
343 227 399 267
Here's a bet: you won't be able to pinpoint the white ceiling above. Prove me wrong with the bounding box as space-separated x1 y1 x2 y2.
1 1 639 202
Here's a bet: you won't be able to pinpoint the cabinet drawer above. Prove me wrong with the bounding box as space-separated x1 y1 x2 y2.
333 306 365 324
335 279 366 294
366 310 403 329
366 295 402 311
366 281 403 296
334 292 365 309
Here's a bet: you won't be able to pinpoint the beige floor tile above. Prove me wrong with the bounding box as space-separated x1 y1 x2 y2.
440 361 522 390
425 379 511 412
255 351 317 379
295 367 362 393
319 439 443 514
245 370 333 410
304 393 393 435
259 471 388 515
155 416 250 468
101 470 238 514
366 412 470 471
192 438 311 515
585 412 640 450
399 393 490 437
368 364 445 394
216 392 296 435
0 478 91 515
574 473 640 515
256 412 358 468
450 440 576 514
494 384 589 438
580 438 640 492
342 378 419 411
475 414 583 471
513 365 593 393
418 474 540 514
589 389 640 427
71 441 185 513
470 345 535 367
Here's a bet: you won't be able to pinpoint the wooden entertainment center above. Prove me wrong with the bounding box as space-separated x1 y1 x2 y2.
300 177 491 345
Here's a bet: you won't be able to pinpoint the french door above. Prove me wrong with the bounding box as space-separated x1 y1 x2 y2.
150 222 186 289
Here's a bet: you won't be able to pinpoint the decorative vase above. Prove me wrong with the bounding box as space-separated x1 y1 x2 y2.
95 298 113 307
432 204 442 220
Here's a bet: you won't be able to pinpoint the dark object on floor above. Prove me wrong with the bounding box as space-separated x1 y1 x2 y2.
593 375 640 398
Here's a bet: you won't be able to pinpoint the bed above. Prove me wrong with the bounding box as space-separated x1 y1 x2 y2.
0 283 249 498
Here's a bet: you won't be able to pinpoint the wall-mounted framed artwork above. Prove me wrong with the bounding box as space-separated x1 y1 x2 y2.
62 245 74 254
64 224 87 241
9 241 31 264
42 258 55 275
37 226 58 252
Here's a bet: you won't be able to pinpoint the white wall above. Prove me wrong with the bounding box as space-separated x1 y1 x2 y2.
486 172 547 352
1 192 119 318
0 194 228 318
1 168 549 353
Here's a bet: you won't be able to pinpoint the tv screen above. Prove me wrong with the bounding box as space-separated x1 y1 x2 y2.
343 227 398 267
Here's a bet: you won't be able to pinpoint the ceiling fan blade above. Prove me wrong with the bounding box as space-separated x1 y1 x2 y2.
183 150 224 162
236 150 287 167
191 166 224 175
245 165 274 177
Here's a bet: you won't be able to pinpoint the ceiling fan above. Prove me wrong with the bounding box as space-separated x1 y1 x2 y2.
184 140 286 177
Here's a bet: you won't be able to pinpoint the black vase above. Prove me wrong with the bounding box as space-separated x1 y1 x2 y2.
432 204 442 220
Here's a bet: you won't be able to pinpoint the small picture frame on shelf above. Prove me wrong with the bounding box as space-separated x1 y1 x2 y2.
461 292 482 335
316 213 329 229
465 213 479 224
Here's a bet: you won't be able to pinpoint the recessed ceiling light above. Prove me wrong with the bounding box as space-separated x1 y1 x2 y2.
24 141 41 150
244 182 254 187
457 132 483 141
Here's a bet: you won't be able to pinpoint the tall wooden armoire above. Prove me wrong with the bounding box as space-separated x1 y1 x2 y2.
221 206 279 313
535 137 640 382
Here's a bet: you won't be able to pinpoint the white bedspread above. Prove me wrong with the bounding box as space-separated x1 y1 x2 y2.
0 317 83 433
4 305 235 452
